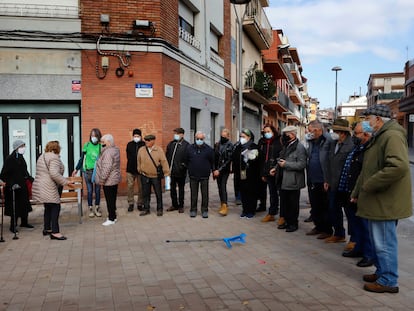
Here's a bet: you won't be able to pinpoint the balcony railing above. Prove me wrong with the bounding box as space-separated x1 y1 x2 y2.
243 0 273 49
244 68 276 100
179 26 201 50
0 3 78 18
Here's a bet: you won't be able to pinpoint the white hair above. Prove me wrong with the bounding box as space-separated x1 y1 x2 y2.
101 134 114 146
195 131 205 139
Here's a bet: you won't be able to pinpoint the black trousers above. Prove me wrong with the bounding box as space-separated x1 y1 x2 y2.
280 189 300 227
44 203 61 234
190 178 209 212
141 175 163 212
216 171 230 204
308 183 332 234
103 185 118 221
170 176 186 209
240 180 257 215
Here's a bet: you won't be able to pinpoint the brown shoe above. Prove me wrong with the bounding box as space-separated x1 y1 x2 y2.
363 282 399 294
277 217 285 226
363 274 378 283
261 214 275 222
316 232 331 240
167 206 178 212
306 228 320 236
325 236 346 243
178 208 184 213
344 241 356 251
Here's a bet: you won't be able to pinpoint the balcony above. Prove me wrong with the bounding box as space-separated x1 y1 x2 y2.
179 26 201 50
243 0 273 50
289 85 303 105
243 68 275 105
285 62 302 85
0 3 78 18
399 94 414 112
263 60 288 80
268 88 289 113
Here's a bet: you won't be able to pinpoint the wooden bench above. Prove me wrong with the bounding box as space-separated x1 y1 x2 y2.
30 176 84 224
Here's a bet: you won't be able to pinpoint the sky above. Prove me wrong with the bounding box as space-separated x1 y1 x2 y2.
264 0 414 109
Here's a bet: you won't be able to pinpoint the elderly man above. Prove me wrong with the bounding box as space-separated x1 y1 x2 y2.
186 131 214 218
351 104 412 294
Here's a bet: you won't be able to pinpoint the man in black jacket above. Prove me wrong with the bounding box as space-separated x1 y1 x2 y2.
126 129 145 212
165 127 190 213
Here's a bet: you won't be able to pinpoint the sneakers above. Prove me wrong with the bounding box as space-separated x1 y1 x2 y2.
240 213 246 219
88 206 94 218
363 282 399 294
94 206 102 217
261 214 275 222
190 210 197 218
325 236 346 243
245 213 254 219
202 211 208 218
102 219 116 226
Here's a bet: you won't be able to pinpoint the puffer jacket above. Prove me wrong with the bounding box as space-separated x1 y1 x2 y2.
351 120 412 220
32 152 68 204
95 145 121 186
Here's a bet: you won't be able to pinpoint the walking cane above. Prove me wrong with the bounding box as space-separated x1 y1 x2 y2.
0 185 5 242
11 184 20 240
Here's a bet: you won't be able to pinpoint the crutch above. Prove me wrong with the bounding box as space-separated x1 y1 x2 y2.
0 185 5 242
166 233 247 249
11 184 20 240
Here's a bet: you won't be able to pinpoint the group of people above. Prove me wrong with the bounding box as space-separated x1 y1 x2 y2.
0 103 411 294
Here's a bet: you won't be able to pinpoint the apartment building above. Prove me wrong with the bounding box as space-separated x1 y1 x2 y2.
399 59 414 147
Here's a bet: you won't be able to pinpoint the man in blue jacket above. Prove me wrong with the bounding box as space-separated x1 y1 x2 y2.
186 131 214 218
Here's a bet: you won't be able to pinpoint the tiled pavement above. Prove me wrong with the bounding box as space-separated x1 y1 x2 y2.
0 181 414 311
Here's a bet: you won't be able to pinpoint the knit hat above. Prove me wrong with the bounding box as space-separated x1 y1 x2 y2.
12 140 25 151
362 104 391 118
132 128 142 136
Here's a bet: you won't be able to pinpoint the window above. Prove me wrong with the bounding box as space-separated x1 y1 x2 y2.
210 29 220 54
179 17 194 36
179 1 195 35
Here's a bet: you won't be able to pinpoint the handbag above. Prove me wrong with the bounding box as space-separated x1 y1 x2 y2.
146 147 164 179
25 178 32 199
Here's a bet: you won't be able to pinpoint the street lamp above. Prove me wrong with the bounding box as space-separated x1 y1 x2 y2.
331 66 342 119
230 0 252 133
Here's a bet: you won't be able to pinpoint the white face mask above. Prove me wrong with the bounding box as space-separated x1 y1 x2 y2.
240 137 248 145
133 137 141 143
17 146 26 155
330 132 340 141
91 136 98 144
174 134 180 141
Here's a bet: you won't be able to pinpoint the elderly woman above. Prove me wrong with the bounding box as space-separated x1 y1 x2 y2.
94 134 121 226
32 141 73 240
0 140 34 233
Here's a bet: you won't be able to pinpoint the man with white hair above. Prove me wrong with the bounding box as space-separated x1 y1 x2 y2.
351 104 412 294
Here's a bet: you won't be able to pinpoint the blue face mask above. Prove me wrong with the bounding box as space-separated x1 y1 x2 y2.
361 121 373 133
174 134 180 141
264 132 273 139
195 139 204 146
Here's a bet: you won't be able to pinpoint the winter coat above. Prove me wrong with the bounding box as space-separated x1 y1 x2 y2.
126 140 145 174
95 145 121 186
307 133 334 184
32 152 68 204
351 120 412 220
232 140 260 188
166 139 190 178
0 151 32 217
214 139 233 173
258 135 283 177
138 145 170 179
327 135 354 191
279 139 307 190
186 143 214 180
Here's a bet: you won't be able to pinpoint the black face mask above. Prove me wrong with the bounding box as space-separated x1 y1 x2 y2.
220 136 229 144
282 134 291 145
102 144 106 148
352 136 362 146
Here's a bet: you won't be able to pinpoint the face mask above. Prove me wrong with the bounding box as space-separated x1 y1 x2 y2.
195 139 204 146
282 134 291 145
174 134 180 141
17 147 26 155
361 120 373 133
264 132 273 139
305 133 314 141
352 136 362 146
220 136 229 144
101 144 106 148
240 137 247 145
330 132 340 141
133 137 141 143
91 137 98 144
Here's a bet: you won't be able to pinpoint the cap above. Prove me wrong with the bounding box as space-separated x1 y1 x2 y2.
144 134 156 141
362 104 391 118
12 140 25 151
173 127 185 134
282 126 297 133
331 119 350 132
132 128 142 136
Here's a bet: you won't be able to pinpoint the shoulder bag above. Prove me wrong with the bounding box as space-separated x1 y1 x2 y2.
146 147 164 179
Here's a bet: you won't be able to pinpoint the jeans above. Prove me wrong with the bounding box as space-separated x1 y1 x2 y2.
266 176 279 215
170 176 186 209
44 203 61 233
368 219 399 287
126 172 143 206
141 175 163 212
216 171 230 204
103 185 118 221
84 170 101 207
190 178 209 213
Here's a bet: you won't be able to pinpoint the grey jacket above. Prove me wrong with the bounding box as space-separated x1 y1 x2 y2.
280 140 307 190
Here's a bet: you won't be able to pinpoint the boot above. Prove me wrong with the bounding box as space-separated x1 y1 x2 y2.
218 203 228 216
88 206 95 218
94 205 102 217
